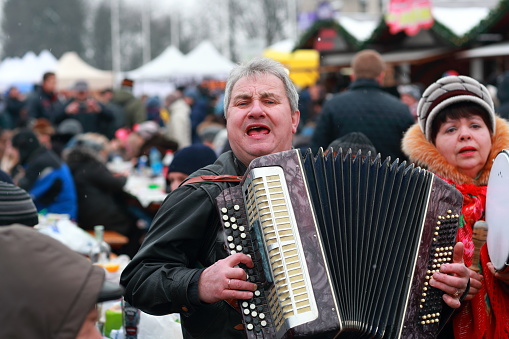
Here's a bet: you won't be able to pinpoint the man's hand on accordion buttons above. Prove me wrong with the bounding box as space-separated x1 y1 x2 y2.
429 242 470 309
198 253 258 304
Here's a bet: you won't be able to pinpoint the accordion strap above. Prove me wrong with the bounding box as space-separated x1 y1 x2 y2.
182 174 243 186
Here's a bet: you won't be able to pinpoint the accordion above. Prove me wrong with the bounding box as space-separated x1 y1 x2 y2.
215 149 463 339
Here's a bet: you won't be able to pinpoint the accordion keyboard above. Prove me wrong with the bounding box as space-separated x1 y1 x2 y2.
218 189 276 338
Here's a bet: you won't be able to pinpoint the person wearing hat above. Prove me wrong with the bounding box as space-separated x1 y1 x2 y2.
0 225 124 339
55 80 113 134
110 79 147 129
326 131 377 158
167 144 218 191
402 75 509 338
398 83 421 121
0 181 38 226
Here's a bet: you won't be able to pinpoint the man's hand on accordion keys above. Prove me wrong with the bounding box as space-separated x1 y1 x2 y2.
429 242 471 309
198 253 258 304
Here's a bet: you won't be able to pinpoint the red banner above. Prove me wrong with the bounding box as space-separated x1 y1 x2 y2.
385 0 434 36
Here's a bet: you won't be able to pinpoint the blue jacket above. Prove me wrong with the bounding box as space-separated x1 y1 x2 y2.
18 146 77 219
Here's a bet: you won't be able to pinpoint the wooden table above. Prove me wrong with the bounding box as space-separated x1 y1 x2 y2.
87 230 129 249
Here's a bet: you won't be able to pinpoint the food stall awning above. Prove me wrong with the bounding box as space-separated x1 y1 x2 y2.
457 41 509 59
321 47 454 68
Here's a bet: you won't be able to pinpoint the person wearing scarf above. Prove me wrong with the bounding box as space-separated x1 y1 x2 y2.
402 75 509 338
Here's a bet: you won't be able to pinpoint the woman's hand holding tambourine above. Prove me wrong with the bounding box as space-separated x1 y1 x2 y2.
487 262 509 285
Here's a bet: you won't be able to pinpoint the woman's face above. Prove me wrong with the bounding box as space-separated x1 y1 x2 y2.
435 114 492 178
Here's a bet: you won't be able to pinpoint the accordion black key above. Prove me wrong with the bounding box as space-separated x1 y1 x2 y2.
215 149 463 339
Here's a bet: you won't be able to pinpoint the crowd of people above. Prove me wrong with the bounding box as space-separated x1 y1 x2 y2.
1 51 509 338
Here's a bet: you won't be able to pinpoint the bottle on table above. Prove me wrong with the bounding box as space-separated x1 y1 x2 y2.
90 225 111 264
149 147 163 176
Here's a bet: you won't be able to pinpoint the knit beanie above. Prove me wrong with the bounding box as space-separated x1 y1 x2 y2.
327 132 377 156
0 181 38 226
417 75 495 142
168 144 217 175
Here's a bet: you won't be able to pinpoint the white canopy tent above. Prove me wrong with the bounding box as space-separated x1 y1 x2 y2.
55 52 113 90
125 45 185 80
0 50 58 92
172 40 236 78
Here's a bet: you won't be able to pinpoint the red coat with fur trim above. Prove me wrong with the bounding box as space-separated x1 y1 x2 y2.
402 116 509 339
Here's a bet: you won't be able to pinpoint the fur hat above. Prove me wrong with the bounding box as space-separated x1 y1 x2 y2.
417 75 495 142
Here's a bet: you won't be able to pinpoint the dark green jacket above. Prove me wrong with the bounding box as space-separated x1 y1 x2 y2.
121 151 247 338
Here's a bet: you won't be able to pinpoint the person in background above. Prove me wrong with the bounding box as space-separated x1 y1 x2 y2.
398 84 421 121
26 71 63 124
0 225 124 339
496 70 509 120
55 80 113 134
63 132 141 257
311 49 413 161
0 181 38 226
110 78 146 129
402 75 509 338
52 119 84 158
326 131 377 158
197 122 225 150
10 129 77 219
98 88 126 139
166 143 218 191
4 86 27 129
127 121 178 165
186 82 213 144
31 117 55 150
146 96 163 126
165 89 191 150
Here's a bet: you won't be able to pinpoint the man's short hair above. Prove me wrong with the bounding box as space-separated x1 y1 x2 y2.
42 72 55 82
223 57 299 117
351 50 386 79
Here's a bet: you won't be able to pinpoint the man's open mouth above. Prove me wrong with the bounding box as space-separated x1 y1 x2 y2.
247 125 270 136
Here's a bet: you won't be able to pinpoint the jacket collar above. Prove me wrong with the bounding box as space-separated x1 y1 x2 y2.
349 78 381 90
402 116 509 185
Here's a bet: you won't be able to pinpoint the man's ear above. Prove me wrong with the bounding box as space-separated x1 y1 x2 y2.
376 71 386 86
291 110 300 134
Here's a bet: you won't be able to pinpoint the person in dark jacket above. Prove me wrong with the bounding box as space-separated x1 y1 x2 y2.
55 80 113 134
63 132 141 257
26 72 63 124
110 78 147 129
121 58 301 338
4 86 27 128
0 225 124 339
10 129 77 219
311 49 414 161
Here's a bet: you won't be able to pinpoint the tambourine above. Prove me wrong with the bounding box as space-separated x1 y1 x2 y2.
486 149 509 273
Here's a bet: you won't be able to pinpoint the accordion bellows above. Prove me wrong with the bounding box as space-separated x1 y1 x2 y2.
216 149 463 339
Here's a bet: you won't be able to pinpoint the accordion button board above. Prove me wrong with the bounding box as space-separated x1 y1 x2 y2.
217 187 277 338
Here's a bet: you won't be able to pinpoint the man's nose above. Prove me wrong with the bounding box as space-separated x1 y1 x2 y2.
247 100 265 118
